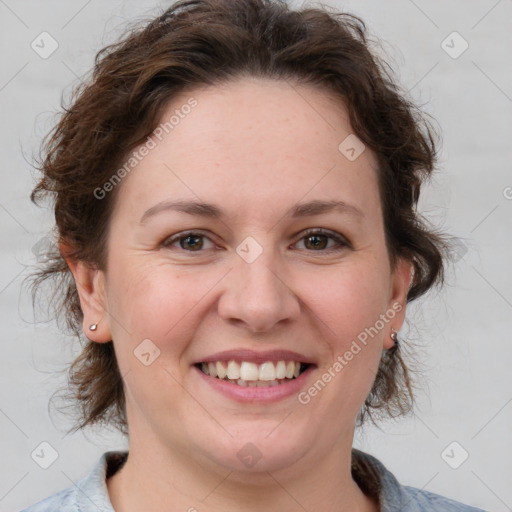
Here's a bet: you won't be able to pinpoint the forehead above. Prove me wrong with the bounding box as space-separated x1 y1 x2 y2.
112 77 382 226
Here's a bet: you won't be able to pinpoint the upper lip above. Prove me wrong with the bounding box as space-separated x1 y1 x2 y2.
195 349 316 366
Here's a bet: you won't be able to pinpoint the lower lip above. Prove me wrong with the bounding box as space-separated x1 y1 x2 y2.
194 365 315 403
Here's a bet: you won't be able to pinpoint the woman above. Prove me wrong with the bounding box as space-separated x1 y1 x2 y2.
23 0 486 510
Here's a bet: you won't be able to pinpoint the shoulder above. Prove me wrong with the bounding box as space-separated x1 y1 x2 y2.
19 451 127 512
401 485 488 511
351 449 488 512
19 486 77 512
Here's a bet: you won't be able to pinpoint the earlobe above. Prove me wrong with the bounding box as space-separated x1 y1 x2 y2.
383 257 413 350
60 243 112 343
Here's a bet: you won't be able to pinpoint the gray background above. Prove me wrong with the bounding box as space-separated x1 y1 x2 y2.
1 0 511 510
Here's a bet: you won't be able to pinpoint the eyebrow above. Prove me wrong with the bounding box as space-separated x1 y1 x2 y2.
139 199 364 224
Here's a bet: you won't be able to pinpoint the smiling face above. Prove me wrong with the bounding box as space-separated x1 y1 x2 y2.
76 76 411 479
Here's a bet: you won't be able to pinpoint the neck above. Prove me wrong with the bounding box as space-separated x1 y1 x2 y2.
107 431 379 512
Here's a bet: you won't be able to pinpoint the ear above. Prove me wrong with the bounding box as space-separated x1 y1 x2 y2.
383 257 413 350
61 242 112 343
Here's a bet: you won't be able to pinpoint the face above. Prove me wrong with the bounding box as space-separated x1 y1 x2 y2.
75 77 410 479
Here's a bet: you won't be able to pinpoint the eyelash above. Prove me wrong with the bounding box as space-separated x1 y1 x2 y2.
162 228 350 255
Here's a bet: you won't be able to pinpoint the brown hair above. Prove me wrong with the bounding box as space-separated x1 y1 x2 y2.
31 0 453 433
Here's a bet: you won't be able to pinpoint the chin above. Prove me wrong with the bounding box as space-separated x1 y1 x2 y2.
201 423 312 476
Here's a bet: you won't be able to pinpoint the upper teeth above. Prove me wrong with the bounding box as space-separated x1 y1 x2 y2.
201 360 302 381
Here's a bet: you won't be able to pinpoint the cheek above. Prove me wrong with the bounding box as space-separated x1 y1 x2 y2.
105 258 234 374
305 267 388 408
105 262 203 415
106 260 200 349
303 261 390 347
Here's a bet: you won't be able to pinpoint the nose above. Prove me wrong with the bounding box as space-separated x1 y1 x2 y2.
217 248 300 334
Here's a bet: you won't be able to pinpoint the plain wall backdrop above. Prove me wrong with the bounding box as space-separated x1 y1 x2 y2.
1 0 511 510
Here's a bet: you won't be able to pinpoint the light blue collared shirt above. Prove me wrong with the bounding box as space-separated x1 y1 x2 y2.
20 449 487 511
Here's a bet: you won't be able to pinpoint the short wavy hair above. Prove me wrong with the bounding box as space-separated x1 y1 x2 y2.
31 0 454 433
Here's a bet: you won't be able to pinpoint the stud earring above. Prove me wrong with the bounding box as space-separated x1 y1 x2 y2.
391 328 399 349
89 323 98 331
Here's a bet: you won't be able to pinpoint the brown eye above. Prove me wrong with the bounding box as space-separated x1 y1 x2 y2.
304 234 329 250
178 234 204 251
163 231 215 252
295 229 350 253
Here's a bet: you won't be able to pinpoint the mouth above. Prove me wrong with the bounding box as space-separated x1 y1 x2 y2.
194 360 312 387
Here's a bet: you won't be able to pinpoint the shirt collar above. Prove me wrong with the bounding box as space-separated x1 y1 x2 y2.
352 448 423 511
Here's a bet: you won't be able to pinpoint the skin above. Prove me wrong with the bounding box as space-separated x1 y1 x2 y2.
67 77 412 512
